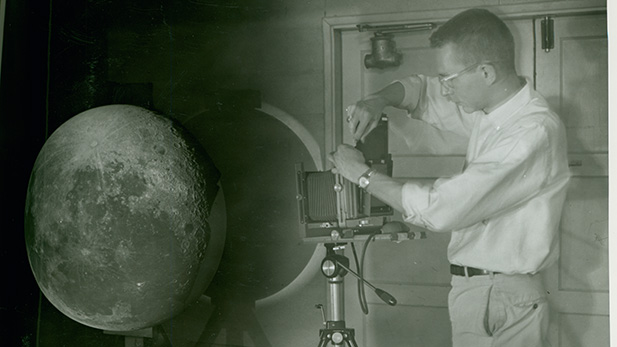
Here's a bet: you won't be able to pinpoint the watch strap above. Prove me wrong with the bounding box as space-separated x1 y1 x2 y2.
358 168 377 188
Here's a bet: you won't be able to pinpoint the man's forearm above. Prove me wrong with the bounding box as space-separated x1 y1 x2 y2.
363 81 407 110
349 80 414 142
365 77 423 112
364 171 405 214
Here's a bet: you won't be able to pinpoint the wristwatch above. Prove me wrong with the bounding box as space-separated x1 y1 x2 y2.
358 168 377 189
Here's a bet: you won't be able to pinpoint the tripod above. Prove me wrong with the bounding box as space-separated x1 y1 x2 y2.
317 243 359 347
316 242 398 346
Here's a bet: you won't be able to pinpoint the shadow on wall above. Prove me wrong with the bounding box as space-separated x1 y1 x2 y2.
180 92 324 346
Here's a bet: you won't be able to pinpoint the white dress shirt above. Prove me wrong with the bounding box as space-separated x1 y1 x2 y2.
395 75 570 274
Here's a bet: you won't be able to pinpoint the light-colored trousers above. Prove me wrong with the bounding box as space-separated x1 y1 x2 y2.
449 272 550 347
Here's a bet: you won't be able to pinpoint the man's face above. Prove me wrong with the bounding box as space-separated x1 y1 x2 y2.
435 43 487 113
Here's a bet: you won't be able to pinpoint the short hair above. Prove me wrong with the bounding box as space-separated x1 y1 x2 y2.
429 8 516 73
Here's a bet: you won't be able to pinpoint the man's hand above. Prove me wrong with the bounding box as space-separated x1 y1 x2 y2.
346 97 387 142
327 144 370 184
329 144 405 213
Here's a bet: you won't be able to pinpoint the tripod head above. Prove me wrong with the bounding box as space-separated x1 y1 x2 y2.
320 243 397 306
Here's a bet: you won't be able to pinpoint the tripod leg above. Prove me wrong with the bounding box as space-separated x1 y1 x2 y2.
318 330 328 347
318 339 326 347
346 331 358 347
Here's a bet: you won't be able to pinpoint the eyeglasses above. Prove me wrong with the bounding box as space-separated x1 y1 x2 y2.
438 62 482 88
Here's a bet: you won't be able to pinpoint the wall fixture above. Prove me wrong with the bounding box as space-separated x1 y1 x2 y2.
357 23 435 69
540 16 554 52
364 33 402 69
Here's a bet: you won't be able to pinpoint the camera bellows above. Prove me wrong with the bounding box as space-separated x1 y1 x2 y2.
306 172 338 221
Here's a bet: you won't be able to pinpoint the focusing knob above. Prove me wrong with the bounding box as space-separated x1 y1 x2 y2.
321 258 338 278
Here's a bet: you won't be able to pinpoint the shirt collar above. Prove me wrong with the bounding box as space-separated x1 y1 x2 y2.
484 78 531 128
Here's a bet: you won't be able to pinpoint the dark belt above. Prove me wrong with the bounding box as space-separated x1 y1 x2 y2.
450 264 500 277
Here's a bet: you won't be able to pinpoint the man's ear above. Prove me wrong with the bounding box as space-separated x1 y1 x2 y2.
480 63 498 85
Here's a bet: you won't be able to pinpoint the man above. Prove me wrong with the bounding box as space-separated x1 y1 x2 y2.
329 8 570 347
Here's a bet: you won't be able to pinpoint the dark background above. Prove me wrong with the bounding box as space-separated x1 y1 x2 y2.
0 1 210 345
1 2 50 346
0 2 314 345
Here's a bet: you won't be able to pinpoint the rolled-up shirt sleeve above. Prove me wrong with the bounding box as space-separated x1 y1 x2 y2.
394 75 424 111
402 118 552 232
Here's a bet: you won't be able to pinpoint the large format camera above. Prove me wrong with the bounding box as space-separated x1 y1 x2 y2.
296 118 393 241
